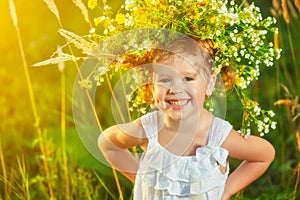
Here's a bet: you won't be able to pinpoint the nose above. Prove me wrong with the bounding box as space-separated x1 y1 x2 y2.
168 80 183 94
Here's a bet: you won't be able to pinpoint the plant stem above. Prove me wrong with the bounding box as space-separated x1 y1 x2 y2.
9 0 54 198
293 162 300 200
119 70 132 121
59 60 70 200
106 72 126 123
93 171 117 200
0 142 8 199
286 24 299 93
16 156 31 200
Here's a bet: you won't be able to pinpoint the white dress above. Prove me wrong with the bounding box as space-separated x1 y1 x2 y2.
134 111 232 200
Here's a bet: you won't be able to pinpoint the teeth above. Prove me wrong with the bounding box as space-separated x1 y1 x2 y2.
168 100 188 105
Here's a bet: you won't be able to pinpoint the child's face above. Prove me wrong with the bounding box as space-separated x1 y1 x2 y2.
152 57 214 120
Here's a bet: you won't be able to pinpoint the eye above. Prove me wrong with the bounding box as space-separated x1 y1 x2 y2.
183 77 194 82
158 78 170 83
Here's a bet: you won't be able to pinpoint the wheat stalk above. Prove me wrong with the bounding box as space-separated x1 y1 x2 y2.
295 0 300 13
282 0 290 24
33 52 81 67
73 0 90 24
9 0 55 198
43 0 60 22
58 29 96 55
0 142 8 197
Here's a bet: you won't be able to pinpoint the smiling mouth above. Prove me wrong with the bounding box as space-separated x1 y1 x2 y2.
166 99 190 106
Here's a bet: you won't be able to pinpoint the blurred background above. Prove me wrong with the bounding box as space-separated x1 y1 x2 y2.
0 0 299 199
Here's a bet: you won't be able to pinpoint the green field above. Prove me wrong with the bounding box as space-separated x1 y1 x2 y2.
0 0 299 199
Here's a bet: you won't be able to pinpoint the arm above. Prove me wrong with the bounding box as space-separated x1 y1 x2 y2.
221 130 275 200
98 119 147 182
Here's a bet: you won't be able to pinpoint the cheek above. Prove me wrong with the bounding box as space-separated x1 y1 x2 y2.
193 90 205 99
190 86 207 104
152 85 165 101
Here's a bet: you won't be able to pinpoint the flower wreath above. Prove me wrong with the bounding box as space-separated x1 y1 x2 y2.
86 0 281 136
34 0 280 136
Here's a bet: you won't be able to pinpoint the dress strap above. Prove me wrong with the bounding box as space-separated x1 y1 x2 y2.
207 117 232 147
141 111 158 139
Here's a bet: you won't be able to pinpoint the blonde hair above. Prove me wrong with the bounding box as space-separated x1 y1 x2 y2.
151 37 215 79
124 37 235 104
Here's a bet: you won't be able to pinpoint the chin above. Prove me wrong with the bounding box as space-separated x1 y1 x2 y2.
166 108 200 121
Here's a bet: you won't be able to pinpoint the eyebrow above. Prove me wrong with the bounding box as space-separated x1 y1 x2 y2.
182 72 198 77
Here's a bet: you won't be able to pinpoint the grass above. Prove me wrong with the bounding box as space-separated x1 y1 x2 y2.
0 0 299 199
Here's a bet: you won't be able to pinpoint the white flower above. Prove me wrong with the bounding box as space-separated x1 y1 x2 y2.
268 110 275 117
264 124 270 133
237 77 247 89
264 59 273 67
257 120 264 132
98 65 106 72
140 107 147 114
240 50 245 56
125 14 133 27
269 42 273 47
125 0 134 6
254 105 261 116
271 121 277 129
246 128 251 136
89 28 95 33
103 29 108 34
176 1 183 6
108 25 116 32
264 117 270 123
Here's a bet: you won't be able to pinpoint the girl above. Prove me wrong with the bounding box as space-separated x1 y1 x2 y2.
98 37 275 199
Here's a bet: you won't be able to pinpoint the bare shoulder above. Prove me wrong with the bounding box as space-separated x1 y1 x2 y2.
221 129 275 162
101 117 147 149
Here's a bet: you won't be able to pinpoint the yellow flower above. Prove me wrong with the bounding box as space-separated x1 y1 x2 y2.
209 16 217 23
88 0 97 10
94 17 102 26
115 13 125 25
191 11 201 20
213 42 219 48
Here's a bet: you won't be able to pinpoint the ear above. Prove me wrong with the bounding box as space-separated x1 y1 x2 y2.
206 74 216 97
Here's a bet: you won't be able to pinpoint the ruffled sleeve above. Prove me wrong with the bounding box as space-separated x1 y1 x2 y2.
208 117 233 147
